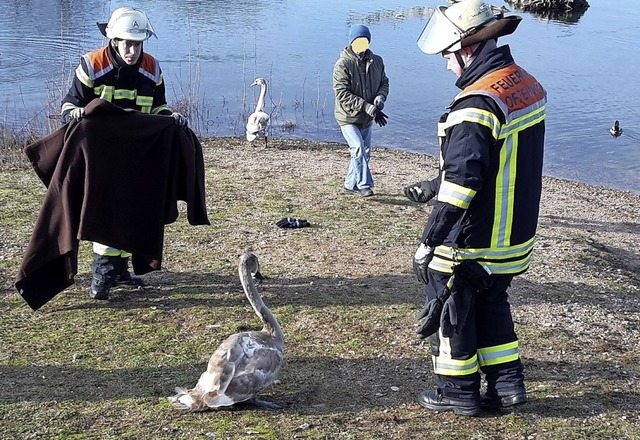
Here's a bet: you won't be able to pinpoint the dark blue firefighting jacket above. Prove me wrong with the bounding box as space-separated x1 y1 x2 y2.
422 45 546 275
61 43 170 118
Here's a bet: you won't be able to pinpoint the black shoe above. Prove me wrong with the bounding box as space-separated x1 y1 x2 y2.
359 188 374 197
418 390 481 417
480 390 528 410
115 272 145 287
344 187 359 195
115 257 146 287
89 279 110 300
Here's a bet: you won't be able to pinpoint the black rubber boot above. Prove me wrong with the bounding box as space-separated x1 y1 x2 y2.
482 361 527 410
90 279 110 300
115 256 145 287
418 389 481 417
480 387 528 410
89 254 120 300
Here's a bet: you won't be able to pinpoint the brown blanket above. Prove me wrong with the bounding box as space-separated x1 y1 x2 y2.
16 99 210 310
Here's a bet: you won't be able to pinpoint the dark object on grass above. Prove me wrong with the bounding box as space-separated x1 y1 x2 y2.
276 217 310 228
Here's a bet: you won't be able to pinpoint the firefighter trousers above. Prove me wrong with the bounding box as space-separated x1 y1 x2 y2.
424 268 525 400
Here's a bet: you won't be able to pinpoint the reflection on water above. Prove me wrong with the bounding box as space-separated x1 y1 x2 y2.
520 7 589 23
0 0 638 194
347 6 433 24
505 0 590 23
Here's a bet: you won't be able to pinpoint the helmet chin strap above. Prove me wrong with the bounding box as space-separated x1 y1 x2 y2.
454 40 489 72
111 39 123 60
454 51 466 72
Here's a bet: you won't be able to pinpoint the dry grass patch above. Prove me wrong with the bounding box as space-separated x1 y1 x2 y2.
1 137 639 439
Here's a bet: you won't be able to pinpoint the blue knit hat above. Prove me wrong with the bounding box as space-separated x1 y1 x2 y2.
348 24 371 44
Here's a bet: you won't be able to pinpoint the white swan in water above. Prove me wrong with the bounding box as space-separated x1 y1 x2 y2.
168 253 284 411
246 78 270 146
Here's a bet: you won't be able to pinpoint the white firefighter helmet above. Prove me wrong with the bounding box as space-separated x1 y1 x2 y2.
417 0 521 55
97 7 157 41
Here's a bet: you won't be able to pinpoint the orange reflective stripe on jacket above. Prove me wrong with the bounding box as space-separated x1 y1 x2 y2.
455 64 546 121
84 47 160 83
430 63 546 275
80 47 162 113
83 47 113 81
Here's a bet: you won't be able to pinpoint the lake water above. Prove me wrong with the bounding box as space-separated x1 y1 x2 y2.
0 0 638 194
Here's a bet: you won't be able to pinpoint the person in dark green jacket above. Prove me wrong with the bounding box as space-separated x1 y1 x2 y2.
333 24 389 197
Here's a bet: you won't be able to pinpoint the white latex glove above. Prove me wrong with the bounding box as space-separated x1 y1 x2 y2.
374 95 385 110
172 112 188 127
69 107 85 120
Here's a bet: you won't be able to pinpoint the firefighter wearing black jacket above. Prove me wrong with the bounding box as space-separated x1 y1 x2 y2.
61 7 188 301
411 0 546 416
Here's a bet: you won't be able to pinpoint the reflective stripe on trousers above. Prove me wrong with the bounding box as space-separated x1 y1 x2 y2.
93 242 132 258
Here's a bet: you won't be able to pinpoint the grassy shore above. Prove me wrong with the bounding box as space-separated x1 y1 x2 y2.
1 136 639 439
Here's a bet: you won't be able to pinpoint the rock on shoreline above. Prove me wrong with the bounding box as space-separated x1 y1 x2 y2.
504 0 590 13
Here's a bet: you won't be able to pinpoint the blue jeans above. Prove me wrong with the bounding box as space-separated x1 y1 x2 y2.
340 124 373 190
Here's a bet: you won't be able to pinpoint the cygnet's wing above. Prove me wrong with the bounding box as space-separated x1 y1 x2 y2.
213 331 283 403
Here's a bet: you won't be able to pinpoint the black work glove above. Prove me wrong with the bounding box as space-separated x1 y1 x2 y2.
412 243 434 284
276 217 310 228
440 261 491 337
374 109 388 127
416 286 450 339
403 180 437 203
440 292 459 338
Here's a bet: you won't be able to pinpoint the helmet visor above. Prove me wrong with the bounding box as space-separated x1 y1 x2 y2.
417 6 462 55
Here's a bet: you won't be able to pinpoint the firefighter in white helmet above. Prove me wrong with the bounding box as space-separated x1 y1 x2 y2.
60 7 188 301
410 0 547 416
